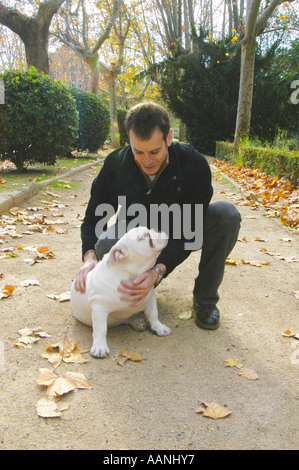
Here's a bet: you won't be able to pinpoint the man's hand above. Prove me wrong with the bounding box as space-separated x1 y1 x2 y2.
118 264 166 306
74 250 98 293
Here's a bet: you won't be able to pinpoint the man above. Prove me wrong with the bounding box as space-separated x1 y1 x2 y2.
74 102 241 329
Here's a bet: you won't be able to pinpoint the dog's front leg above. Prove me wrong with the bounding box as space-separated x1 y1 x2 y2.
144 291 171 336
90 305 110 358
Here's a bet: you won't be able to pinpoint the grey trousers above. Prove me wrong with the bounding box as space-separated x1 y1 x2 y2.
95 201 241 305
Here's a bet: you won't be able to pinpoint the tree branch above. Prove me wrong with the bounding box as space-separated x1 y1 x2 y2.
0 2 28 38
92 0 120 54
255 0 295 36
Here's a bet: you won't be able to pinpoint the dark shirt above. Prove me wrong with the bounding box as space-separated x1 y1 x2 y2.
81 141 213 276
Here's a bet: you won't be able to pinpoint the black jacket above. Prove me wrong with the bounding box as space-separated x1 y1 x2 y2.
81 142 213 276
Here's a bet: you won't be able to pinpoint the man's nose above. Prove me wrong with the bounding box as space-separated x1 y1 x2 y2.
142 154 152 164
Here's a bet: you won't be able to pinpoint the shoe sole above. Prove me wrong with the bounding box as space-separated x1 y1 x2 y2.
195 318 220 330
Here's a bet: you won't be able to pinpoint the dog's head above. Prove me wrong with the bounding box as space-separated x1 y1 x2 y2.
106 227 168 270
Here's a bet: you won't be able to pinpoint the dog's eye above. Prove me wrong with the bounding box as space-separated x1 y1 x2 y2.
137 232 148 241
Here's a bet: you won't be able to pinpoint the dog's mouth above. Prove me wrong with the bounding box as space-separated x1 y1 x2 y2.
147 232 154 248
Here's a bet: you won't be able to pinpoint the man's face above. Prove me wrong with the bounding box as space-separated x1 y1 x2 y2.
129 127 173 175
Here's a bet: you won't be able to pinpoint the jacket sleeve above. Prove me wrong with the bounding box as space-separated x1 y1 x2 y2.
156 153 213 276
80 163 115 260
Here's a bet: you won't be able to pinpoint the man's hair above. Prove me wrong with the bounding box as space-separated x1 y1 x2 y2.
125 102 170 141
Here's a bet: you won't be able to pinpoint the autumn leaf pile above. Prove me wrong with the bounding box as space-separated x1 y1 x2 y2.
210 158 299 233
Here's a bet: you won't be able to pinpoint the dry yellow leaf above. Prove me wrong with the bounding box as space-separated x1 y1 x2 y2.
14 326 51 348
0 284 15 299
237 366 258 380
120 348 146 362
113 348 146 366
46 337 77 356
178 310 192 320
19 279 40 287
282 329 296 337
40 337 89 368
46 291 70 302
35 396 69 418
195 401 232 420
35 246 55 259
224 358 242 368
241 259 270 267
36 368 92 397
225 258 239 265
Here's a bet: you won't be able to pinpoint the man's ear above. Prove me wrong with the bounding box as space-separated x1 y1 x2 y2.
166 128 173 147
107 243 129 267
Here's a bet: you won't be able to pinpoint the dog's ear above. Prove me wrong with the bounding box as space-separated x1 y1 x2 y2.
107 243 129 267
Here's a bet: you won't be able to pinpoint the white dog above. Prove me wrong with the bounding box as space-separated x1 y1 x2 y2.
71 227 171 358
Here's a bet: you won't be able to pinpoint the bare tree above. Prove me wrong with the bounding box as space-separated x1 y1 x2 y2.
0 0 66 73
52 0 119 94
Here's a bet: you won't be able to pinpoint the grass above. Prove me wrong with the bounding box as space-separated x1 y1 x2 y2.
0 150 109 192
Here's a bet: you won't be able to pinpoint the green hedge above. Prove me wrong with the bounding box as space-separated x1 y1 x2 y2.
215 141 299 187
71 88 110 152
0 67 78 172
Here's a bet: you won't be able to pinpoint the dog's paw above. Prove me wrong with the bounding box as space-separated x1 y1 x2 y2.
90 343 110 358
151 321 172 336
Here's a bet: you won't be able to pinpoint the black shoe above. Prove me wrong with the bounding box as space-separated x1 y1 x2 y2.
193 297 220 330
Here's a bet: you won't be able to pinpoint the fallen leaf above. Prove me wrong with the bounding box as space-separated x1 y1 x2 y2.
238 236 249 242
35 246 55 259
0 284 15 299
23 258 42 265
40 337 89 368
225 258 239 265
178 310 192 320
282 329 295 337
47 292 70 302
19 279 40 287
14 326 51 348
46 337 76 356
113 348 146 366
241 259 270 267
195 401 232 420
36 368 92 397
237 366 258 380
260 247 281 256
224 358 243 368
35 396 69 418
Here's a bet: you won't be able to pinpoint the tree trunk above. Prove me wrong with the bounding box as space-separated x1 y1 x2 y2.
14 147 25 172
108 73 120 149
86 54 100 94
234 37 257 149
234 0 261 151
179 120 186 142
0 0 65 74
22 18 51 74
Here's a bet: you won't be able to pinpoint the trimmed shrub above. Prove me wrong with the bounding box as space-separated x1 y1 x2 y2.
71 88 110 152
215 141 299 187
0 67 78 172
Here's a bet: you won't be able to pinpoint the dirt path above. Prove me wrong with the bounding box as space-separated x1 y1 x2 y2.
0 162 298 450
